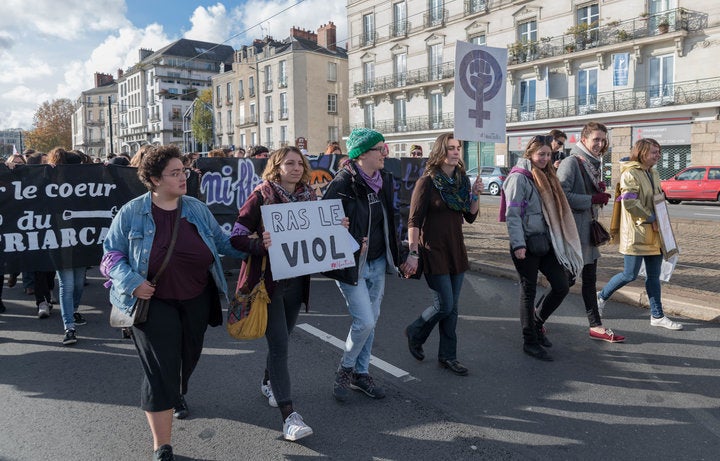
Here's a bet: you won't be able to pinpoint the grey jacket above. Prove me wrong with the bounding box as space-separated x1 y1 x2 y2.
556 144 602 264
502 158 548 251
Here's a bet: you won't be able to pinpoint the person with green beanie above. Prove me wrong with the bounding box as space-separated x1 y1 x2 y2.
322 128 402 402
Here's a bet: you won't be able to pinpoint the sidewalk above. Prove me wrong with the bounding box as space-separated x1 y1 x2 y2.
464 202 720 322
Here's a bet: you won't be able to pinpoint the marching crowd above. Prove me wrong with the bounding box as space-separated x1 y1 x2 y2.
0 121 683 460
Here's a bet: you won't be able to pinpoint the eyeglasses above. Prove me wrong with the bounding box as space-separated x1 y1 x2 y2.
367 147 383 152
162 168 191 179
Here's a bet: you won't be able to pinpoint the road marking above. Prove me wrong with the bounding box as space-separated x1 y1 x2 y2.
297 323 413 380
693 213 720 217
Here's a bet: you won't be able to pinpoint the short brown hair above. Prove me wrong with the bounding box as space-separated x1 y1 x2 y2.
630 138 661 164
137 145 181 191
581 121 608 140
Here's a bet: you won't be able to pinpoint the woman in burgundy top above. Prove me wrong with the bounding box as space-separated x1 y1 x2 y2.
229 146 320 442
402 133 482 376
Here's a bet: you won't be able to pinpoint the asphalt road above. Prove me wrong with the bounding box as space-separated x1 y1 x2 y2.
1 269 719 460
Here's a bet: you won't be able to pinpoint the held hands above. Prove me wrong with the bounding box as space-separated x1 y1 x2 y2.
591 192 611 205
400 257 418 278
132 280 156 300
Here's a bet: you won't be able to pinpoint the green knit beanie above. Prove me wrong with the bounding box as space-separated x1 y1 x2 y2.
346 128 385 159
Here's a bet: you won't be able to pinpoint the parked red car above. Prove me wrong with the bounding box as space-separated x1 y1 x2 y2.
661 166 720 204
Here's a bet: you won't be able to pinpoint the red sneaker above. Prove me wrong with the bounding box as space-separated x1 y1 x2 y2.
589 328 625 343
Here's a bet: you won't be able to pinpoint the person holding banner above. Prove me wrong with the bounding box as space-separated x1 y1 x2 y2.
597 138 683 330
402 133 480 375
557 122 626 343
323 127 401 403
503 136 584 361
229 146 318 442
102 145 244 461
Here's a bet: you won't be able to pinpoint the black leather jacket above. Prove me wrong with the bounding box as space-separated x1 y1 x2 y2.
321 163 401 285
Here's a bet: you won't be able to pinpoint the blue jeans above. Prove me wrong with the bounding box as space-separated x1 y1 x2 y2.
56 267 85 330
600 254 664 318
336 256 387 374
406 273 464 361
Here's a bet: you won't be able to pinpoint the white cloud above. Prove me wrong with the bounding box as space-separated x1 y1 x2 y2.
184 3 234 43
0 56 53 84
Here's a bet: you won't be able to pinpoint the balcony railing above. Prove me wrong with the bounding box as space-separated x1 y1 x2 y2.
263 81 273 93
424 8 448 28
279 110 289 120
237 114 257 127
264 111 274 123
353 61 455 96
508 8 700 65
349 113 454 134
390 20 410 38
506 76 720 123
169 112 181 121
278 78 288 89
361 31 377 48
249 88 256 97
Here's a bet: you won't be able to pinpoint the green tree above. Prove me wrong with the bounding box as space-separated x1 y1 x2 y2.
191 89 214 148
24 98 74 152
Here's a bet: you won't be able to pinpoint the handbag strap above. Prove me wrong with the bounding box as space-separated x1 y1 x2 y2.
150 198 183 285
575 156 601 220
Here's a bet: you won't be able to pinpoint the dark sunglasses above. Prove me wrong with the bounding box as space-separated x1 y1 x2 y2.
531 135 554 146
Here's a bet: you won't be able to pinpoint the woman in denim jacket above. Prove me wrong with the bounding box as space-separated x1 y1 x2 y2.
102 145 244 461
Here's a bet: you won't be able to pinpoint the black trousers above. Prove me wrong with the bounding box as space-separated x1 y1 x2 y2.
33 271 55 306
512 250 570 345
131 286 212 412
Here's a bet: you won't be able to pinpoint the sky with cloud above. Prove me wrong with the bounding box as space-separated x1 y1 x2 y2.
0 0 347 130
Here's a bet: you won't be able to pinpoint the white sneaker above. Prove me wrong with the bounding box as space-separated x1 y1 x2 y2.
261 380 278 407
37 301 51 319
283 412 313 441
650 316 683 330
596 291 606 317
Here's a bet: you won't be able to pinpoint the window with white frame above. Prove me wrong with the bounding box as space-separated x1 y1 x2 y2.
264 96 273 122
577 3 599 43
428 43 443 79
394 98 406 130
430 93 442 128
393 2 407 36
226 82 232 103
251 132 257 146
328 94 337 113
519 79 536 121
363 61 375 91
249 76 255 96
264 65 272 92
266 127 272 147
364 103 375 128
280 125 288 144
238 79 244 99
280 93 288 119
240 133 246 147
517 20 537 43
216 85 221 105
239 105 245 125
227 109 232 130
394 52 407 86
217 111 222 131
327 62 337 82
470 34 486 46
278 60 287 88
328 126 339 142
649 54 674 105
429 0 444 26
578 67 598 113
249 102 256 122
363 13 375 46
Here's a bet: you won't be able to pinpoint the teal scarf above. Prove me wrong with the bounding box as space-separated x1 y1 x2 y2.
432 169 471 212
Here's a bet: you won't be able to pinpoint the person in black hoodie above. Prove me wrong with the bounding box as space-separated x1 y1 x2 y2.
322 128 401 403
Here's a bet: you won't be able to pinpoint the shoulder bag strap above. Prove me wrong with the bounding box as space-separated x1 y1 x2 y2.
150 198 183 285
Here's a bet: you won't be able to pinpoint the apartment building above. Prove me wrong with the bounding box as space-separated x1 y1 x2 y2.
116 39 234 154
72 73 118 158
347 0 720 178
0 128 24 157
212 22 349 154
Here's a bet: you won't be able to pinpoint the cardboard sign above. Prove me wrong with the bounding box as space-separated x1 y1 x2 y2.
260 199 356 280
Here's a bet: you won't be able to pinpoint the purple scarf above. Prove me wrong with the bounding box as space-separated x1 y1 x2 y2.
498 167 533 222
356 162 383 194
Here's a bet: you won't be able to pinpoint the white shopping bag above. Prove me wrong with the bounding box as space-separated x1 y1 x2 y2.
638 254 678 282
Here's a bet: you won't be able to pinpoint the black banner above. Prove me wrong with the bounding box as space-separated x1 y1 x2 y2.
0 156 426 273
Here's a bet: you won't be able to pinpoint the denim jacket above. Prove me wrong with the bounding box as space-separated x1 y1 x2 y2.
103 192 246 315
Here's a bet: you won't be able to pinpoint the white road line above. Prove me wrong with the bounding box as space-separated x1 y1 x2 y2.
693 213 720 217
297 323 413 380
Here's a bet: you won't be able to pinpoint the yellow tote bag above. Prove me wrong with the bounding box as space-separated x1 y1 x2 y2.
227 256 270 340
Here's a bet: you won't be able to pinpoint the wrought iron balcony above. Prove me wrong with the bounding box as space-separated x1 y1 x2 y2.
424 8 448 29
263 81 273 93
464 0 488 17
349 113 455 135
264 111 274 123
389 20 410 38
353 61 455 97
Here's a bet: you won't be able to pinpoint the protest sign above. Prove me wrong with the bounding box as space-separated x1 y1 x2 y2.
260 199 355 280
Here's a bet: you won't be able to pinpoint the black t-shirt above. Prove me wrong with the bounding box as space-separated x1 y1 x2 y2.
366 190 387 261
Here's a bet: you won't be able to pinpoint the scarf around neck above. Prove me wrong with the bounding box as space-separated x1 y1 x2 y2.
431 168 471 212
354 161 383 194
531 167 584 276
257 180 316 205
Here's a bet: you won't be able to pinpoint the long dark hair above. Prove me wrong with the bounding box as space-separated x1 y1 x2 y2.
424 133 465 178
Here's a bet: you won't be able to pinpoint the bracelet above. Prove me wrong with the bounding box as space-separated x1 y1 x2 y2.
471 194 479 201
408 250 419 259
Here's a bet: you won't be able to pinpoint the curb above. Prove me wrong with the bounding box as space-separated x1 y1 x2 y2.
468 258 719 323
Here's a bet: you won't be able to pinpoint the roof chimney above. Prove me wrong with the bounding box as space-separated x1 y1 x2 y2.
290 27 317 43
317 21 337 51
139 48 154 61
117 69 124 79
94 72 115 87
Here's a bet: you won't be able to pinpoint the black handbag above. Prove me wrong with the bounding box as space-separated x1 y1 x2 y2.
526 232 550 256
109 199 182 328
590 219 611 246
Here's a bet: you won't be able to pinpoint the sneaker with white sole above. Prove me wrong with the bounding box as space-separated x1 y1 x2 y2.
283 411 313 441
62 329 77 345
37 301 51 319
650 316 683 330
596 291 606 317
261 380 278 407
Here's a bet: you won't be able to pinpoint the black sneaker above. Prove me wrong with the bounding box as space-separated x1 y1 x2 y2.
173 395 189 419
333 366 354 402
350 372 386 399
153 444 175 461
62 329 77 346
73 312 87 325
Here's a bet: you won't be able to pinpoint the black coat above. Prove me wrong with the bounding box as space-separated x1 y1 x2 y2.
321 164 401 285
